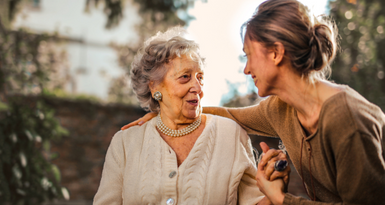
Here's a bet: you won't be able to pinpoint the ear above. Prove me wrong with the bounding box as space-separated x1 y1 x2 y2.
272 42 285 66
149 81 156 96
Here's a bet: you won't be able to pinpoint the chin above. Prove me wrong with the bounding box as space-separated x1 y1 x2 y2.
257 90 269 98
184 109 201 120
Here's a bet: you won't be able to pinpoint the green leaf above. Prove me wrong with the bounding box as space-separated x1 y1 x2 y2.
0 101 8 111
51 165 61 182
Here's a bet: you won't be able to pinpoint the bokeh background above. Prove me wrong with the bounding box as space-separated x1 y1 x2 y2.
0 0 384 204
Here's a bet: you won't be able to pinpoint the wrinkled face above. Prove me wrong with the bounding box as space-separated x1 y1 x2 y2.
153 55 204 122
243 36 278 97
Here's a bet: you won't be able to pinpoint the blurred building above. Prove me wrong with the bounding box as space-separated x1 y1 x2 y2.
12 0 140 100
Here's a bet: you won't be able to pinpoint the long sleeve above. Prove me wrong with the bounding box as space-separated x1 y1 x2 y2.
283 130 385 205
203 97 278 137
334 131 384 204
93 132 125 205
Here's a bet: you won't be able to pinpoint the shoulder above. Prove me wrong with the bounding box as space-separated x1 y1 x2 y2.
207 114 251 144
320 86 385 139
110 118 156 148
207 114 245 133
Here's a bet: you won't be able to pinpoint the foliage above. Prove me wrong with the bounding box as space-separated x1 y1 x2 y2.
86 0 196 29
329 0 385 111
0 97 69 204
0 2 71 204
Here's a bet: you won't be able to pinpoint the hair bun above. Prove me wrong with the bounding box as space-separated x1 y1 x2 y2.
243 0 338 82
306 23 336 72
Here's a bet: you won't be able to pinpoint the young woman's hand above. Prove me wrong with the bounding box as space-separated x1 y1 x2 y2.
121 112 157 130
258 142 291 187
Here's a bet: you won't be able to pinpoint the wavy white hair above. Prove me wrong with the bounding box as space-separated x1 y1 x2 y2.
130 27 205 112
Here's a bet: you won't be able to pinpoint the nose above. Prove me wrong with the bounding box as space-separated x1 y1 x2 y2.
244 62 251 75
190 75 203 94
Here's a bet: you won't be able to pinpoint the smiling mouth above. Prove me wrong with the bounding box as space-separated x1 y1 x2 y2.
187 99 199 105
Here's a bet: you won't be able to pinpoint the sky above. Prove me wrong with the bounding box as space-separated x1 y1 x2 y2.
13 0 329 106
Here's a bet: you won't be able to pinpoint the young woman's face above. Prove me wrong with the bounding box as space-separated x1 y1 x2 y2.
243 36 279 97
154 55 204 122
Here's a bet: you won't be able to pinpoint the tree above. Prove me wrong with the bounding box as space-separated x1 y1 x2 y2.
0 1 74 204
329 0 385 111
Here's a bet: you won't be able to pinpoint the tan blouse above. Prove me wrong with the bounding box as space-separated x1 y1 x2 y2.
204 86 385 205
94 114 264 205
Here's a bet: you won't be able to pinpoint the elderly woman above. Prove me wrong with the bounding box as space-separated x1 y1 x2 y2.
94 27 288 205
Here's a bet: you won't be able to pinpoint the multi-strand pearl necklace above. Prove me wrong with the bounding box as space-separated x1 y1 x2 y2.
156 113 201 137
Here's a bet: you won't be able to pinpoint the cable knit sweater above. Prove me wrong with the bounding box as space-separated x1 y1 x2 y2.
93 114 264 205
204 86 385 205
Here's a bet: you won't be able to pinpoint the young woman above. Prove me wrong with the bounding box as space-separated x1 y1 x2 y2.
123 0 385 204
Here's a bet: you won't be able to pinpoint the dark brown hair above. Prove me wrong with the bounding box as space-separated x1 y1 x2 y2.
243 0 338 80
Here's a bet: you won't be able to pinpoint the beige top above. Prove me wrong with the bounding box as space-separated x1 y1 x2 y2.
205 86 385 205
94 114 264 205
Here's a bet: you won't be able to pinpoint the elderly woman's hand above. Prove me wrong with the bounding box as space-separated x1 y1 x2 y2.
258 142 290 190
121 112 157 130
256 163 285 205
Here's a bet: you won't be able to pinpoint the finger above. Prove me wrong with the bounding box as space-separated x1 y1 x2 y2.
144 112 158 120
277 152 288 161
257 156 266 171
260 142 270 153
121 120 140 130
264 159 277 180
260 149 282 167
269 170 287 181
283 175 290 186
121 112 157 130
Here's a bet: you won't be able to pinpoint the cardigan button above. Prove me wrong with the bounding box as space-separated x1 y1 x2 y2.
166 198 175 205
169 171 177 178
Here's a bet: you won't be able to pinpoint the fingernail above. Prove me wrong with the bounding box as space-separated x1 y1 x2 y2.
138 121 144 125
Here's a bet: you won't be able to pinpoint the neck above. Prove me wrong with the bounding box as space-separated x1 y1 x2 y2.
273 71 329 134
278 77 322 119
273 69 343 134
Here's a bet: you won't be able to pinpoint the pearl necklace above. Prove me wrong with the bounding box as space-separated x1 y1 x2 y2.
156 113 201 137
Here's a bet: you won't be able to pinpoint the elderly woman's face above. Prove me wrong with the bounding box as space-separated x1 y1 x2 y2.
154 55 204 121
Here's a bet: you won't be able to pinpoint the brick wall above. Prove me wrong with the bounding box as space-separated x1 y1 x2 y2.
41 97 146 204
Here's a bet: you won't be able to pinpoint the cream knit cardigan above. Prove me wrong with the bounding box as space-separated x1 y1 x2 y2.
94 114 264 205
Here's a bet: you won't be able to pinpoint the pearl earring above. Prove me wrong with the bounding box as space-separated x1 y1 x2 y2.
153 91 162 101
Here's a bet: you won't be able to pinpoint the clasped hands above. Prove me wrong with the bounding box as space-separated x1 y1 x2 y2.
257 142 290 205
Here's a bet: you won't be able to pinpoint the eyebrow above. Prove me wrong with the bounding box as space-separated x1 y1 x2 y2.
176 67 204 75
